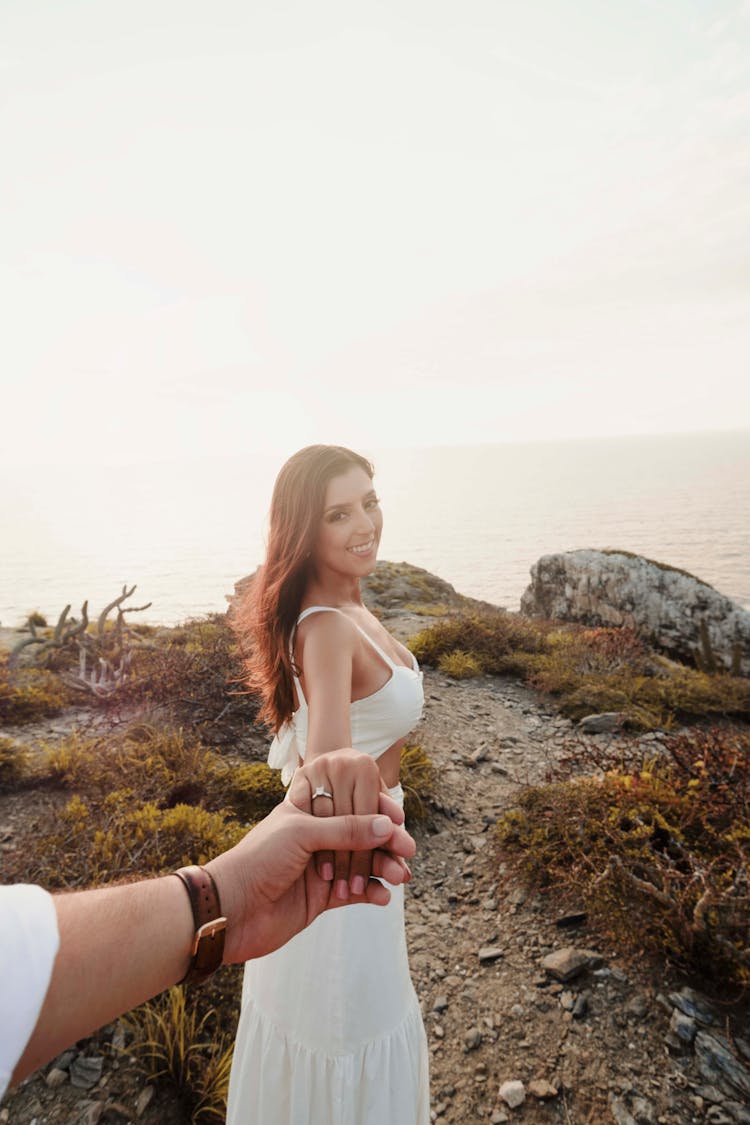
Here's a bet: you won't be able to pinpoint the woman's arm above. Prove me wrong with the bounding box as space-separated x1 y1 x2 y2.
297 613 374 895
297 610 355 759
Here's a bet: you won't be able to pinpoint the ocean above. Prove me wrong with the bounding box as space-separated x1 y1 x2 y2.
1 430 748 627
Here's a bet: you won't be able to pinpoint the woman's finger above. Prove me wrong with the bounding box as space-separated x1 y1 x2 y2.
371 851 412 886
308 775 335 882
347 758 381 895
377 790 405 826
330 773 354 901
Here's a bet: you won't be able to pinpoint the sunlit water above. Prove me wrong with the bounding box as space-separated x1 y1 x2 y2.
1 431 748 626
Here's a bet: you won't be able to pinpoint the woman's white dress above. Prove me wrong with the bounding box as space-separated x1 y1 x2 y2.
226 608 430 1124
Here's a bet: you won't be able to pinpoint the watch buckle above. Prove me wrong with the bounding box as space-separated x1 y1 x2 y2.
191 916 227 956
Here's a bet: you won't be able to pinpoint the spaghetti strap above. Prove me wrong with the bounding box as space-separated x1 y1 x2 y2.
295 606 396 672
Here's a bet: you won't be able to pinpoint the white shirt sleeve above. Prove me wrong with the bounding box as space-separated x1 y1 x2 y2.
0 885 60 1098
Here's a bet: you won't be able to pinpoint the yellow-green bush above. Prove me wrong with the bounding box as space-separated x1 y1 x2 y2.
410 610 549 677
33 793 245 888
0 656 69 724
44 723 284 819
437 650 484 679
497 726 750 986
411 613 750 729
400 743 437 824
125 986 234 1122
211 761 286 820
0 736 31 790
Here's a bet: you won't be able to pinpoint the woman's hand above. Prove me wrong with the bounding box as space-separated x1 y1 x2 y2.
289 751 409 899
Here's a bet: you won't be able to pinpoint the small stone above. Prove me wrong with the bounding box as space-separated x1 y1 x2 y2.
695 1084 725 1105
625 994 650 1020
478 946 503 965
111 1024 127 1052
695 1031 750 1101
669 1008 697 1044
45 1066 69 1088
53 1048 76 1071
572 992 589 1020
509 1004 524 1018
433 1024 444 1038
135 1085 155 1118
77 1102 104 1125
630 1095 656 1123
579 712 627 733
70 1055 104 1090
706 1109 733 1125
498 1080 525 1108
555 909 588 929
528 1078 557 1099
491 1112 509 1124
0 1111 9 1124
464 1028 483 1052
560 990 575 1011
433 995 449 1013
541 947 604 982
609 1096 638 1125
724 1101 750 1125
668 987 717 1027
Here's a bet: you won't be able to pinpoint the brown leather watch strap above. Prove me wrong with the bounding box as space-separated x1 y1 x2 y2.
173 865 227 985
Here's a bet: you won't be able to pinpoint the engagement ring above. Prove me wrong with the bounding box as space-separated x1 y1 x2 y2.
311 785 334 802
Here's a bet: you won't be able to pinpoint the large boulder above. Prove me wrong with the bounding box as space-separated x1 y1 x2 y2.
520 550 750 676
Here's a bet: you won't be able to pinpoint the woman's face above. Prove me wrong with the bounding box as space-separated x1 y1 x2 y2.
312 466 383 578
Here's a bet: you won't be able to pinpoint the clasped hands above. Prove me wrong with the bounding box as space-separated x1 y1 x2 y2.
206 750 415 964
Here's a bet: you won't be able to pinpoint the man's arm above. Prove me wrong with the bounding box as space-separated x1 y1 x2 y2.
11 751 414 1086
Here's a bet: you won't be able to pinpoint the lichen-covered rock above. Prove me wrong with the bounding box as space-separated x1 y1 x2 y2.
520 550 750 675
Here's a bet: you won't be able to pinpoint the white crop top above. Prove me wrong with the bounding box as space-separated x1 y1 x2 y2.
267 606 424 784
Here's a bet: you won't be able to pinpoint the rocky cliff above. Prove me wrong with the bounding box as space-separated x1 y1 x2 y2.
520 549 750 676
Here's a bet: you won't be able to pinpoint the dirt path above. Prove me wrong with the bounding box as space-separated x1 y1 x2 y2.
404 663 748 1125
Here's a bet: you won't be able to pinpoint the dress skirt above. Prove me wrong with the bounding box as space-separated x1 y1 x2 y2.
226 787 430 1125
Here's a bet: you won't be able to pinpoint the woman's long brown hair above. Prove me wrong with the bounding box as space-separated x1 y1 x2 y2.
232 445 374 732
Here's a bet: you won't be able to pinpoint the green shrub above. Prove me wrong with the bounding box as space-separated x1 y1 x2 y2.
400 743 437 824
32 793 245 888
211 761 286 820
437 650 483 679
26 611 47 628
497 726 750 985
410 610 549 676
122 616 259 733
44 725 218 806
411 613 750 729
0 656 69 724
44 723 284 820
0 736 31 791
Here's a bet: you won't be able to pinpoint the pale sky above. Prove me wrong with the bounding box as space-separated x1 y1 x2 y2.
1 0 749 466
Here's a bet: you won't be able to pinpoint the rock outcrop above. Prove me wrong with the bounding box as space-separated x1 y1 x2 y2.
520 550 750 675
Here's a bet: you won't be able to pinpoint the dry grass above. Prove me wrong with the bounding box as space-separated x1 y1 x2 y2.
0 654 69 724
411 612 750 729
497 726 750 986
125 986 235 1122
400 742 437 824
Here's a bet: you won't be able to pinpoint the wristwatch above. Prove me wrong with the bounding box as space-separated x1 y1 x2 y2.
173 865 227 985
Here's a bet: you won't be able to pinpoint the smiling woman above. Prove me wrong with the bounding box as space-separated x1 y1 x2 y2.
227 445 429 1125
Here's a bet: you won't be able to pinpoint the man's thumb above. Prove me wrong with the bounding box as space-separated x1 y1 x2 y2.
310 813 394 851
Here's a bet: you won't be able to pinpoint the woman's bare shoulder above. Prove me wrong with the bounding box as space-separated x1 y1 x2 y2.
296 608 357 657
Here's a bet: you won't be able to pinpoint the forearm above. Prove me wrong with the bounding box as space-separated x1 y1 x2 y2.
13 875 193 1084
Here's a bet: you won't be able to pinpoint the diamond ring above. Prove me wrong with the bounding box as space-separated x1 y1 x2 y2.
311 785 334 802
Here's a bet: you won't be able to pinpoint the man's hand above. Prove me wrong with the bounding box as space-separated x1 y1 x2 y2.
206 751 415 962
